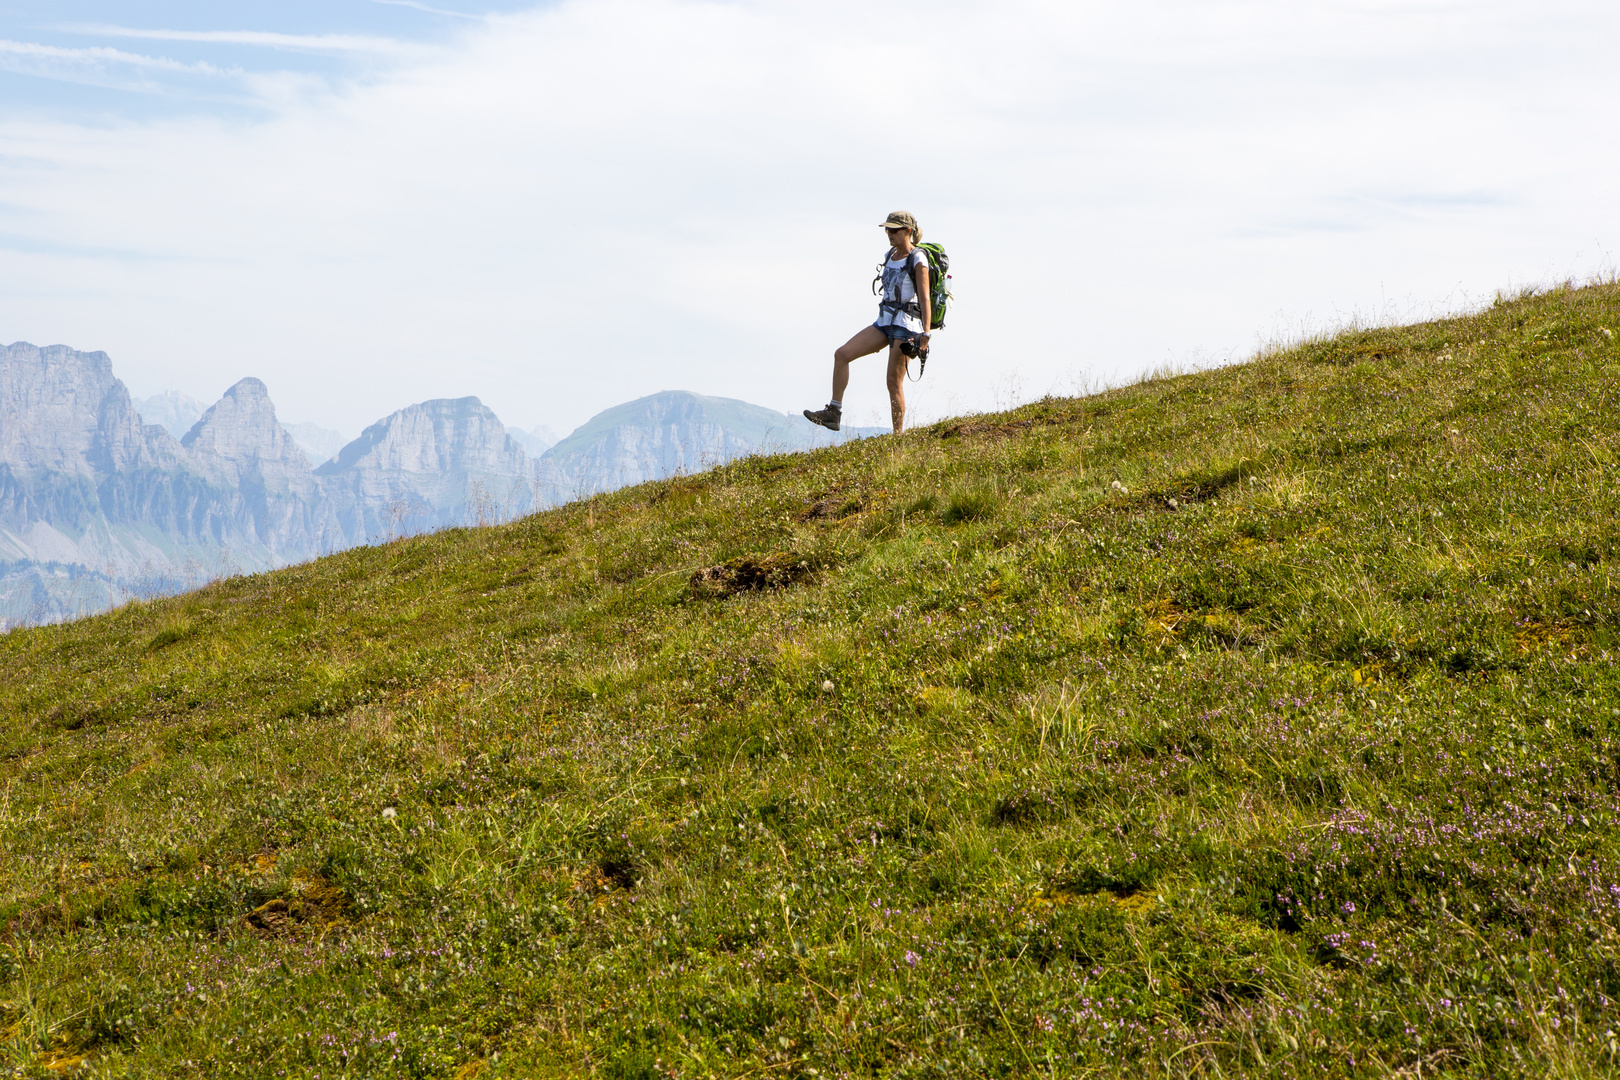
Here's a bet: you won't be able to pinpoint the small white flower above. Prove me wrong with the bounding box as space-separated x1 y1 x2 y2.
382 807 397 820
1110 480 1128 494
821 679 834 692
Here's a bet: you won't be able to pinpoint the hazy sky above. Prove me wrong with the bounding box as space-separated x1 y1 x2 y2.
1 1 1615 438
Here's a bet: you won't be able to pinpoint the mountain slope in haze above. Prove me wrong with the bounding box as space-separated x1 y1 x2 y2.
280 421 349 465
506 423 557 458
131 390 207 439
2 284 1616 1075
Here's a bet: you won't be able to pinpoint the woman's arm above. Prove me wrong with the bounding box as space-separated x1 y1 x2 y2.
913 257 931 333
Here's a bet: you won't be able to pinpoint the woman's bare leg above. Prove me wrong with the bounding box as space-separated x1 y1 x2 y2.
885 344 909 433
832 325 890 403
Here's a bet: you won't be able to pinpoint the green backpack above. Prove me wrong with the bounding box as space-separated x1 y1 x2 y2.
917 243 952 331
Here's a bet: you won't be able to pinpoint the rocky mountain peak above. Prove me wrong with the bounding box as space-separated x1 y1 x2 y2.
2 341 118 475
183 377 311 488
317 396 525 477
314 397 539 543
0 340 187 479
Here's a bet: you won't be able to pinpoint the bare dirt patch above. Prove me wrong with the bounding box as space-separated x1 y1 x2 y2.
243 873 348 937
935 415 1066 440
798 494 864 522
689 552 815 597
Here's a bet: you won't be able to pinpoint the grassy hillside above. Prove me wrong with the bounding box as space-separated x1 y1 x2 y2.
2 283 1618 1078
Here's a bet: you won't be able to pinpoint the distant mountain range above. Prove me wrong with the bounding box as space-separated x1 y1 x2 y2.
133 391 559 468
1 340 881 627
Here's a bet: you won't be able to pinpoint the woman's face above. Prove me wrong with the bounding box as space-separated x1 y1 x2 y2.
886 226 910 246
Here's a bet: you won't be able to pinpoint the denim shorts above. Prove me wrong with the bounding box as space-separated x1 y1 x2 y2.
874 322 923 343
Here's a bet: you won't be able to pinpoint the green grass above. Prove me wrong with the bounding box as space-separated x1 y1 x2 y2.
3 283 1619 1078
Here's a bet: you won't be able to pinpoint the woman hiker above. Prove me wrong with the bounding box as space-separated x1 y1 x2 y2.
804 211 931 435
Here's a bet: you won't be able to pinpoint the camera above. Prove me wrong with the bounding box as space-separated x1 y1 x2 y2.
898 335 930 359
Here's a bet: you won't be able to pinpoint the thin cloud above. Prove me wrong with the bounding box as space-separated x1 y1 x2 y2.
368 0 484 19
0 38 247 98
0 38 228 74
55 24 426 57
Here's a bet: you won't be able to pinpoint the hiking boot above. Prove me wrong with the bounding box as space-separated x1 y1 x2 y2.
803 404 841 431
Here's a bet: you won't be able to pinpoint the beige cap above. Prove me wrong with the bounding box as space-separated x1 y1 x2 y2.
880 211 919 232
